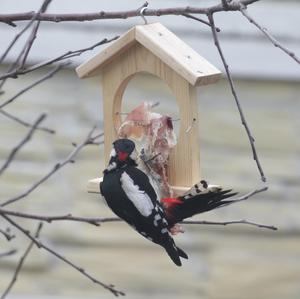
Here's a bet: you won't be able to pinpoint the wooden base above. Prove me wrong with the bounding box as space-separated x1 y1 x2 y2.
87 177 189 197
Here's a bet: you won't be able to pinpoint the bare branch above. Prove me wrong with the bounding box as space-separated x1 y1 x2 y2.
0 1 260 24
183 219 277 231
0 63 67 106
0 209 102 226
0 0 53 92
18 0 53 69
0 108 55 134
0 128 103 207
240 6 300 64
0 114 46 176
230 185 268 204
0 207 277 231
0 186 273 231
0 227 15 241
207 12 266 182
0 37 118 81
1 215 125 297
182 13 220 32
1 223 43 299
0 249 17 259
0 0 51 64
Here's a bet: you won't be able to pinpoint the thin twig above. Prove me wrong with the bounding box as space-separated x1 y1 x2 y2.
240 6 300 64
0 186 272 231
0 228 15 241
0 114 46 176
0 108 55 134
0 208 276 231
0 249 17 259
0 0 52 92
0 0 51 64
0 37 118 81
1 215 125 297
182 13 221 32
0 63 67 108
182 219 277 230
0 209 102 226
1 223 43 299
0 0 259 24
230 185 268 204
19 0 52 69
207 12 266 182
0 127 103 207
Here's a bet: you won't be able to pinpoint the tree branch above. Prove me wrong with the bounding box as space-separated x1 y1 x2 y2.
0 128 104 207
182 219 277 230
0 0 53 92
0 228 15 241
240 6 300 64
182 13 221 32
0 209 102 226
0 37 118 81
0 108 55 134
0 186 274 231
18 0 53 69
1 223 43 299
0 0 51 64
0 249 17 259
0 114 46 177
0 1 259 24
1 215 125 297
0 63 67 106
207 12 266 182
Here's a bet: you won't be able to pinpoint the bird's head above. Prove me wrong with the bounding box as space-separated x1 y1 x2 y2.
104 139 138 173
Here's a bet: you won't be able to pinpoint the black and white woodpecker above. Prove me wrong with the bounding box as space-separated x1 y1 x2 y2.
100 138 237 266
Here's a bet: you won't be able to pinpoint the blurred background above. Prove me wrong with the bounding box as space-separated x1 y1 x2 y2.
0 0 299 299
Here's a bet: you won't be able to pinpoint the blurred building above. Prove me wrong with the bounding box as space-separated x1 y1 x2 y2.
0 1 299 299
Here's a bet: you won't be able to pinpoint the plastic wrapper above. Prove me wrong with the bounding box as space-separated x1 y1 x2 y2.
117 101 177 197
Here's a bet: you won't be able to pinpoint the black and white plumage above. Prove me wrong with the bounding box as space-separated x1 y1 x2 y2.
100 139 188 266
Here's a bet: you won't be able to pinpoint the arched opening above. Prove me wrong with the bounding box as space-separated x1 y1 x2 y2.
117 72 181 159
116 71 181 140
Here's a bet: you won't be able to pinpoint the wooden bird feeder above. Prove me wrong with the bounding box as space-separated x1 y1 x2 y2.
76 23 221 195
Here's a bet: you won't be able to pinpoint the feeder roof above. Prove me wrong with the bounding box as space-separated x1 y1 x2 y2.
76 22 221 86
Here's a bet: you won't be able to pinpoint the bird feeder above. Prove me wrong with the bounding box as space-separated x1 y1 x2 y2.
76 23 221 195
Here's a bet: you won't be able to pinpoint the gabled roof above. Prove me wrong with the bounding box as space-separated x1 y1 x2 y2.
76 22 221 86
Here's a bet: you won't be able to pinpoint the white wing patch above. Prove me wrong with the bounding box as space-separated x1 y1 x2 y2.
120 172 154 217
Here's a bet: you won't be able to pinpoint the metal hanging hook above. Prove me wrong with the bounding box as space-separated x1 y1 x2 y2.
139 2 149 25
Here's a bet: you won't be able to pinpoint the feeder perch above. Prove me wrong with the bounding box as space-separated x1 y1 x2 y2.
76 22 221 195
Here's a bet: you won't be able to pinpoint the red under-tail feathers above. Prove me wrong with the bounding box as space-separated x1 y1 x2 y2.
161 181 238 227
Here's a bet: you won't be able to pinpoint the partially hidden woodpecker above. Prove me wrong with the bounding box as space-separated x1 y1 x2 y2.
100 138 237 266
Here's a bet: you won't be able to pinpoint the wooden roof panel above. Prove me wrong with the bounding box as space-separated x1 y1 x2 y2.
76 23 221 86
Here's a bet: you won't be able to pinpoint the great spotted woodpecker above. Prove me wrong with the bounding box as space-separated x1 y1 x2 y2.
100 138 237 266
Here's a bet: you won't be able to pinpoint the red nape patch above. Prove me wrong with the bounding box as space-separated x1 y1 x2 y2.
161 197 183 208
117 151 129 161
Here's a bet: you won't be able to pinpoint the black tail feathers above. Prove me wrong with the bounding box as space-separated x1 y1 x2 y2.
177 246 188 259
164 241 189 266
170 188 238 224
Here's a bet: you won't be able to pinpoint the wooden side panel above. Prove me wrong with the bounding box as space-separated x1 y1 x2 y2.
100 43 201 189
